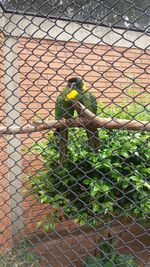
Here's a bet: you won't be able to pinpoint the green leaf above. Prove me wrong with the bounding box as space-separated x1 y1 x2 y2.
143 182 150 190
103 202 114 213
79 219 86 226
49 221 56 230
54 194 62 201
40 195 51 204
130 176 139 182
143 167 150 174
104 262 114 267
36 221 43 228
121 151 129 157
43 224 50 231
93 202 101 212
83 179 91 185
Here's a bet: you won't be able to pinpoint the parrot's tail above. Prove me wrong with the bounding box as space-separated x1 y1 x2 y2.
86 127 100 153
59 127 68 164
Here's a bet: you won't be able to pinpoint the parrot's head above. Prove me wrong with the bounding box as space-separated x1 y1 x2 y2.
67 77 86 92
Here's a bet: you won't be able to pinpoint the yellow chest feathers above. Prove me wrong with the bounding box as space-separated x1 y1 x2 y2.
65 90 78 101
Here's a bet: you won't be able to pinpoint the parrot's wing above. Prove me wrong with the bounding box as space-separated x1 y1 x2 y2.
82 92 97 114
89 93 97 114
55 93 66 119
81 92 100 152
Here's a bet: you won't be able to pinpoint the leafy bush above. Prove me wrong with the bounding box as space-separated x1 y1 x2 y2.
97 100 150 121
26 103 150 230
84 235 139 267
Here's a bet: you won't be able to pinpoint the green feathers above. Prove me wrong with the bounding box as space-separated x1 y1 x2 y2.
82 91 97 114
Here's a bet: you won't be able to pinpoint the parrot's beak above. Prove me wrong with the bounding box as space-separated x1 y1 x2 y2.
71 83 76 89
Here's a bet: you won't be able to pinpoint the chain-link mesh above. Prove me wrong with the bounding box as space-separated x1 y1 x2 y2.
0 1 150 266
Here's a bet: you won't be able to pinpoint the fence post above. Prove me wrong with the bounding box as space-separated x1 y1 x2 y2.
3 35 24 244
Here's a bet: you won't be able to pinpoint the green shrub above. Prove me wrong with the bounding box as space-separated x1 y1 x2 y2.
84 235 139 267
97 101 150 121
26 103 150 230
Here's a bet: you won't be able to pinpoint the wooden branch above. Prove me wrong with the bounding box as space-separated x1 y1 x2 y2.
0 119 83 135
0 101 149 135
73 101 150 131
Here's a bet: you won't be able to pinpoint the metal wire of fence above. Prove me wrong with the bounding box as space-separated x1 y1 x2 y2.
0 0 150 266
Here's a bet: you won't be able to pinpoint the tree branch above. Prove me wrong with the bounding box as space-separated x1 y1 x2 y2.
0 101 149 135
73 101 150 131
0 119 83 135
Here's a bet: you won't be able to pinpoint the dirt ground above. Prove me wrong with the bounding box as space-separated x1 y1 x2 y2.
30 221 150 267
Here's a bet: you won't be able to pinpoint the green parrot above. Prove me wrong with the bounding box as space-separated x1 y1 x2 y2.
55 77 100 163
55 79 83 120
55 78 82 163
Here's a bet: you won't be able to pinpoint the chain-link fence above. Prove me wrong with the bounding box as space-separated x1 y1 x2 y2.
0 0 150 266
